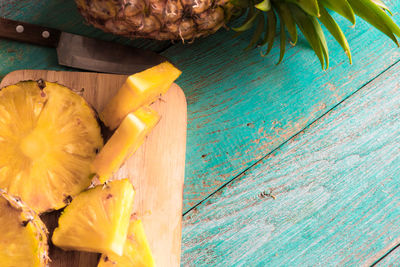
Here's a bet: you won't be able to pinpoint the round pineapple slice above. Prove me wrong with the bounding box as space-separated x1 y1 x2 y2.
0 189 49 267
0 80 103 214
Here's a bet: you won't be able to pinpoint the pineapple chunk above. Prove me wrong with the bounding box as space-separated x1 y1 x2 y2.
0 80 103 214
98 218 155 267
52 179 135 256
100 61 181 130
0 189 49 267
93 106 160 183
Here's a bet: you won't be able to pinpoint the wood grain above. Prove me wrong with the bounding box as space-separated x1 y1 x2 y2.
162 0 400 212
0 70 187 267
180 58 400 265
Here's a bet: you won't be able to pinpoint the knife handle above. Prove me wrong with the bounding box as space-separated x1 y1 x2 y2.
0 17 61 48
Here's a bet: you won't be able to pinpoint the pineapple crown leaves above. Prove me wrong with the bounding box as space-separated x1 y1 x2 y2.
230 0 400 69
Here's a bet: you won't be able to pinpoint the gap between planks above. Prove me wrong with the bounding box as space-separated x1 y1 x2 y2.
183 58 400 217
371 242 400 266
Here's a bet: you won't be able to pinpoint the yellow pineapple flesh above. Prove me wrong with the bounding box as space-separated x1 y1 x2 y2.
98 218 155 267
0 189 49 267
93 106 160 183
100 61 181 130
0 80 103 214
52 179 135 256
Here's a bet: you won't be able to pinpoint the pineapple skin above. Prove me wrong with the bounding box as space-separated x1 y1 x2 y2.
75 0 233 40
100 61 181 130
98 218 155 267
0 189 49 267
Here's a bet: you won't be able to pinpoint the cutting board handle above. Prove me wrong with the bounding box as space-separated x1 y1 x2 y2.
0 17 60 47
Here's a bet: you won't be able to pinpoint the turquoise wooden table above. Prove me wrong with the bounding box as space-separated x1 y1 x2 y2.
2 1 400 265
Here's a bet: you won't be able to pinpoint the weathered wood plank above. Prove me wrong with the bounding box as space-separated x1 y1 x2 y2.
181 59 400 265
162 1 400 212
0 0 171 79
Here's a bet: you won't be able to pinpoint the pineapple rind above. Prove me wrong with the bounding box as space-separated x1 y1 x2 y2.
0 189 49 267
75 0 229 41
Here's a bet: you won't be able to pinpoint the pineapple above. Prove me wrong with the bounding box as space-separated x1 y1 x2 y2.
52 179 135 256
75 0 232 40
0 80 103 214
94 106 160 183
100 61 181 130
0 189 49 267
75 0 400 68
98 218 155 267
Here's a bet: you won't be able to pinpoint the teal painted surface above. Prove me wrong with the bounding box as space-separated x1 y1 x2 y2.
0 0 170 80
162 0 400 212
181 59 400 265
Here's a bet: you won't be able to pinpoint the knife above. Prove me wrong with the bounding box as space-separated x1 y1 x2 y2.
0 17 167 74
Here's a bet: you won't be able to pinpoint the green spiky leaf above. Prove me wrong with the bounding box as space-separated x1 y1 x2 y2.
230 0 400 69
260 9 277 55
320 0 356 24
276 11 287 64
276 2 298 45
314 12 329 69
291 4 327 69
348 0 400 45
233 9 260 31
255 0 271 11
246 14 265 50
372 0 393 15
287 0 320 17
318 4 352 63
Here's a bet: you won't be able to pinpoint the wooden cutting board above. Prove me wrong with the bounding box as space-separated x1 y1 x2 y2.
0 70 187 267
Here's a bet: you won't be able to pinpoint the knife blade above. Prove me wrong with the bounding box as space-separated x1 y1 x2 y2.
0 17 167 74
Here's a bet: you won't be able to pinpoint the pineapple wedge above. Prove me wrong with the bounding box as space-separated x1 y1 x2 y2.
52 179 135 256
0 80 103 214
98 218 155 267
93 106 160 183
100 61 181 130
0 189 49 267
